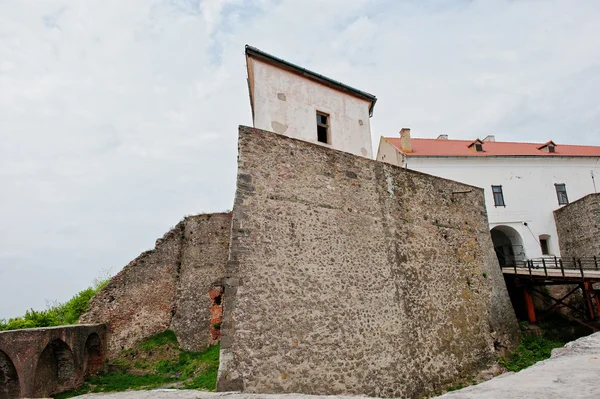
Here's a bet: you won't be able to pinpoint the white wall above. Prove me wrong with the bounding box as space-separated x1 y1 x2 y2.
377 138 405 166
404 156 600 258
250 59 373 158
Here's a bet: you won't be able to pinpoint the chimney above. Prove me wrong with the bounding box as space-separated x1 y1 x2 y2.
400 128 412 152
437 134 448 140
483 135 495 142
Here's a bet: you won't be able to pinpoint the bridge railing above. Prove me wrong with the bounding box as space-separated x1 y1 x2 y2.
501 256 600 278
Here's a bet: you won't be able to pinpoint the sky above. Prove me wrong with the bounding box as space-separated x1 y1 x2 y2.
1 0 600 318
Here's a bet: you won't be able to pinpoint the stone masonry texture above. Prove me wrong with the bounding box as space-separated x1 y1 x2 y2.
217 126 520 399
80 213 231 357
0 324 106 398
554 193 600 258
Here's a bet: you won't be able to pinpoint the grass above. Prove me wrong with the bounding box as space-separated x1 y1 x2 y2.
0 277 109 331
55 330 220 398
138 330 178 350
499 335 564 372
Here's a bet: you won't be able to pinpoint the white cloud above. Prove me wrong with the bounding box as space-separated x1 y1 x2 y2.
1 0 600 317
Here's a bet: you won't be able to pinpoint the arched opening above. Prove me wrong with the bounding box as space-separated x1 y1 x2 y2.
84 333 104 375
0 349 20 399
33 339 76 397
491 225 525 267
491 225 530 320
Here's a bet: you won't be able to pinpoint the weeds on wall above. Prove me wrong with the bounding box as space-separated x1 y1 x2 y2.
0 278 109 331
55 330 220 398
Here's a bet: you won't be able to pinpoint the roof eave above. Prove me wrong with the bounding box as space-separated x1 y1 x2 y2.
245 45 377 116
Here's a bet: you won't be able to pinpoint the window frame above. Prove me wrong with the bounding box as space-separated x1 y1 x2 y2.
475 142 483 152
555 183 569 205
316 111 330 144
539 237 550 255
491 185 505 207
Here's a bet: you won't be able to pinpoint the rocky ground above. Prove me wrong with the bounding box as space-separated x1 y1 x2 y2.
74 332 600 399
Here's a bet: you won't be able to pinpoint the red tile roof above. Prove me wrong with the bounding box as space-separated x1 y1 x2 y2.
383 137 600 157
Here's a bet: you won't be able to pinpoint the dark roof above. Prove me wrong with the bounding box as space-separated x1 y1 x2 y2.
245 45 377 116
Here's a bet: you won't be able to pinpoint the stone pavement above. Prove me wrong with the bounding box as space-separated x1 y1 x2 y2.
75 332 600 399
436 331 600 399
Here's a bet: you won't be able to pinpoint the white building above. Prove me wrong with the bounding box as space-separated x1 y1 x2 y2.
245 45 377 158
377 130 600 264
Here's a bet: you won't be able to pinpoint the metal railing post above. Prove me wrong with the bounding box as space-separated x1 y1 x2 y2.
528 259 533 278
542 258 547 277
560 258 565 277
578 259 585 279
595 255 598 271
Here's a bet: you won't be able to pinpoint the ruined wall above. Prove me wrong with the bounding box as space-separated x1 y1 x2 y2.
217 126 520 399
554 193 600 258
81 213 230 357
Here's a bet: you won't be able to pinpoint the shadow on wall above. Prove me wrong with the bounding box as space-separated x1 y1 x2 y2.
33 339 76 397
491 225 526 267
84 333 104 376
0 350 20 399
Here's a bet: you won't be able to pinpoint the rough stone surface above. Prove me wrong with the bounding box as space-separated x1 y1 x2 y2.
554 193 600 258
80 214 231 357
217 126 520 399
170 214 230 350
0 324 106 398
71 333 600 399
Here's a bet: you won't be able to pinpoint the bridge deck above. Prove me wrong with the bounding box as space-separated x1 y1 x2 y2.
502 267 600 283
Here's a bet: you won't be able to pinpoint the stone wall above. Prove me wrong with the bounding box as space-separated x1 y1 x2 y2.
0 324 106 398
80 213 231 357
217 126 520 399
554 193 600 258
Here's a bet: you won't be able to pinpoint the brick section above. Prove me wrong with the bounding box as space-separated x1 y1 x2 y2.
170 215 230 350
81 214 231 357
554 193 600 258
0 324 106 398
217 126 520 399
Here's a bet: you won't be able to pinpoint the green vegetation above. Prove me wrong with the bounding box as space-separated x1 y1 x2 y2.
138 329 178 350
499 335 564 372
0 278 109 331
55 330 220 398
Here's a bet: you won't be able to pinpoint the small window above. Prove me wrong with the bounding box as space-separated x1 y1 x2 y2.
555 183 568 205
492 185 505 207
548 145 555 153
475 142 483 152
316 112 329 144
540 236 550 255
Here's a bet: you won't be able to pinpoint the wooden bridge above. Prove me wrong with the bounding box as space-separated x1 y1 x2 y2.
502 257 600 331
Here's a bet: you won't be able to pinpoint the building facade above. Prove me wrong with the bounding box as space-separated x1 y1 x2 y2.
377 131 600 262
245 45 376 158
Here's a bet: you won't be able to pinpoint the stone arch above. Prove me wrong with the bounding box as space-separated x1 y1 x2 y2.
0 349 20 399
491 225 526 267
84 333 104 375
33 339 76 397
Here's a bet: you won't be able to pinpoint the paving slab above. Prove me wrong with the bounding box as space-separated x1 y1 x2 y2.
436 331 600 399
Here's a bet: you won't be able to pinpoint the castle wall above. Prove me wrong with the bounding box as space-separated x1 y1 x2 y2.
217 126 520 398
554 193 600 258
80 213 230 356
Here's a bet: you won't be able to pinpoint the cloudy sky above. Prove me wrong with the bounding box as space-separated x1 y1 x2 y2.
1 0 600 318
